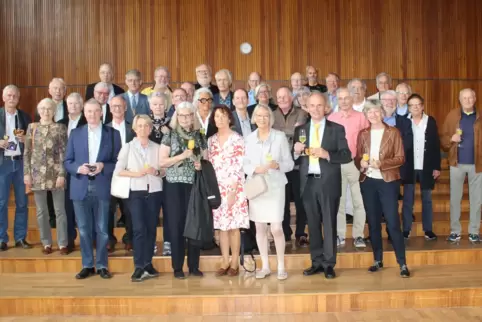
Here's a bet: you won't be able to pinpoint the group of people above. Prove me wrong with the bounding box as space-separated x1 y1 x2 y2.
0 62 480 283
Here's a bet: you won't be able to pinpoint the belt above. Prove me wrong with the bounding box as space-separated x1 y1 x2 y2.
4 155 22 160
88 176 96 181
307 173 322 179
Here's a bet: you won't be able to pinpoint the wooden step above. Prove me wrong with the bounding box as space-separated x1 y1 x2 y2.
1 237 481 274
0 264 481 316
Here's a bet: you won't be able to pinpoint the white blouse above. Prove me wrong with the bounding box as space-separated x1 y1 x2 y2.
367 128 384 179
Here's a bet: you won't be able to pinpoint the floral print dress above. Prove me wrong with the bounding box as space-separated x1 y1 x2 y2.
208 132 249 231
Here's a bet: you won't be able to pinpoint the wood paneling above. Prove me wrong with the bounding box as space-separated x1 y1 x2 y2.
0 0 481 123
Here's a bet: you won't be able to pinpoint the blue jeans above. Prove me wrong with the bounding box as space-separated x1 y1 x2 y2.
73 183 110 269
0 158 28 243
402 170 433 233
126 190 162 268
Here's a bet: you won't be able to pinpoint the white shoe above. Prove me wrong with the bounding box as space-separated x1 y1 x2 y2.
277 271 288 280
255 269 271 279
337 236 346 247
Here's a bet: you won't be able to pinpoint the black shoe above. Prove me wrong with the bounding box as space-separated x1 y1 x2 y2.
368 261 384 272
324 267 336 279
67 240 75 252
424 231 437 241
303 266 324 276
189 269 204 277
0 242 7 251
174 270 186 279
131 268 147 282
97 268 113 279
403 231 410 240
400 265 410 278
144 263 160 278
364 236 371 244
75 267 95 279
15 239 32 249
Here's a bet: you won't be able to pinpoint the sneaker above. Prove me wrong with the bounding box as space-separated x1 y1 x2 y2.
296 236 309 248
468 234 481 244
353 237 366 248
403 231 410 240
400 265 410 278
144 263 160 278
131 268 147 282
447 233 461 242
336 236 345 247
162 241 171 256
368 261 383 272
424 231 437 241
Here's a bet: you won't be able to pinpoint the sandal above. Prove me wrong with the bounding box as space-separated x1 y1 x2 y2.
227 267 239 277
215 266 230 277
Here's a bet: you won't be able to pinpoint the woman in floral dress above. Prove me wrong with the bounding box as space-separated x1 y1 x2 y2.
208 105 249 277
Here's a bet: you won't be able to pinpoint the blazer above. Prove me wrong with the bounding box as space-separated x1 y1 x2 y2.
122 92 150 123
103 104 113 125
243 129 294 189
194 83 219 95
247 102 278 118
395 114 414 183
58 114 87 129
355 123 405 183
85 83 125 101
408 114 441 190
106 120 135 144
293 119 352 197
0 107 32 165
232 111 257 137
34 100 69 122
64 124 122 201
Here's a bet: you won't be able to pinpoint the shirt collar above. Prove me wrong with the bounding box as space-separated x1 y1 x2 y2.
311 117 326 128
5 109 17 117
236 110 249 122
88 124 102 134
69 114 81 122
127 91 138 99
461 107 476 116
113 119 125 127
353 98 366 109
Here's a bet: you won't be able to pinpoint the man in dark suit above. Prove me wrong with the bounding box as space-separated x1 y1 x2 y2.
166 88 187 118
121 69 150 123
106 95 135 251
0 85 32 251
85 63 124 101
194 63 219 95
232 89 256 138
64 98 121 279
93 82 113 125
293 92 351 279
57 92 87 251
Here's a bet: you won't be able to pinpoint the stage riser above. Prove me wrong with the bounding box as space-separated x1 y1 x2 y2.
1 288 481 316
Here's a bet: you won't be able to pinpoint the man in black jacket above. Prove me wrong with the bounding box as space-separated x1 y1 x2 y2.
85 63 124 101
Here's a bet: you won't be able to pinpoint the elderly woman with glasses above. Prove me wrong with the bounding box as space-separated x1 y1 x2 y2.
355 101 410 278
159 101 206 279
24 98 68 255
247 83 278 116
193 88 215 137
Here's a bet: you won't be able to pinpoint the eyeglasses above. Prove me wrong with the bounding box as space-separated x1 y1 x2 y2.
408 103 423 108
95 91 110 97
110 105 125 110
178 113 193 119
397 91 410 95
196 70 209 74
255 115 270 119
198 98 213 104
38 107 54 112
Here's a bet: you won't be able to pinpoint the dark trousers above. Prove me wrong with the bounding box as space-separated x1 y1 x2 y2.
109 196 132 244
302 177 339 269
164 182 200 271
125 190 161 268
402 170 433 233
283 170 307 240
361 177 406 266
47 191 56 227
65 174 77 243
161 177 170 243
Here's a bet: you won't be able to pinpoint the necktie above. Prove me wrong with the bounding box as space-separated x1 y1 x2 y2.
310 123 320 165
131 95 137 116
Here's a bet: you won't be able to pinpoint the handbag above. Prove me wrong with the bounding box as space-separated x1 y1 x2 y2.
244 174 268 200
111 142 131 199
25 123 38 195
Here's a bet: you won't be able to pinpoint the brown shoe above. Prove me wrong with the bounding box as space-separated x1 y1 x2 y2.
296 236 310 248
215 266 230 277
59 247 69 255
227 267 240 277
42 246 53 255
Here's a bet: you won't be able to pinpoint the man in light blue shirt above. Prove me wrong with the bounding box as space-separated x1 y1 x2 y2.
396 83 412 117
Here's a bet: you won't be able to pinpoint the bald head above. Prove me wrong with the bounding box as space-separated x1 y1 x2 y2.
276 87 293 110
307 93 328 122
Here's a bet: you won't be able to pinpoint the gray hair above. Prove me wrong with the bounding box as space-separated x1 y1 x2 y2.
347 78 367 93
94 82 110 91
3 84 20 96
84 98 102 110
153 66 170 77
99 63 113 71
293 87 311 107
148 92 168 104
396 82 412 94
132 114 153 131
363 99 385 117
307 91 332 112
336 87 351 96
169 101 201 130
459 88 477 99
254 83 272 99
49 78 66 89
37 98 57 112
251 104 275 127
192 87 214 110
195 63 213 74
380 90 398 100
66 92 83 105
376 72 392 86
111 94 127 105
125 69 142 79
215 69 233 86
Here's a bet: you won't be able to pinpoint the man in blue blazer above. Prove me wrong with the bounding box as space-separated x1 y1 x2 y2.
64 99 121 280
122 69 150 123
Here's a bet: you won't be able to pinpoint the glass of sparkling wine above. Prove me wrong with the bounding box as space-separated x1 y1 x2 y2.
299 129 307 156
456 128 463 148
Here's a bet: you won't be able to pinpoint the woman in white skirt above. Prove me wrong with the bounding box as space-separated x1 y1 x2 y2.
243 104 294 280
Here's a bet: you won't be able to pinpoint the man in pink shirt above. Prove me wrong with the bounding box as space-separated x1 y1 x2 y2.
328 87 369 248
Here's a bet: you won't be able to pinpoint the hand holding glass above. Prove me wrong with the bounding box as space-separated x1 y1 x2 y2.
299 129 307 156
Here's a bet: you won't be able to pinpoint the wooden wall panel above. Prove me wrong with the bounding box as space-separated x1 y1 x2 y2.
0 0 481 124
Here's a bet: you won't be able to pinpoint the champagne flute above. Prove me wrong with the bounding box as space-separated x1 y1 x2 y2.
265 153 272 163
187 139 195 150
200 128 206 136
363 152 371 175
456 128 463 148
299 129 307 156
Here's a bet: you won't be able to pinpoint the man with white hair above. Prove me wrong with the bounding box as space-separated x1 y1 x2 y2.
368 72 392 101
85 63 125 101
441 88 482 243
50 78 68 121
326 73 340 111
348 78 368 113
122 69 149 123
0 85 32 251
93 82 113 124
214 69 234 109
395 83 412 117
194 63 219 95
306 66 327 93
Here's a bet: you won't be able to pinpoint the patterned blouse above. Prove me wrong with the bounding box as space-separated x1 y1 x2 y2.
24 123 68 191
161 128 207 184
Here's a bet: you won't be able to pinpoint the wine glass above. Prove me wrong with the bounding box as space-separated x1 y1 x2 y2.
456 128 463 148
299 129 307 156
187 139 195 150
